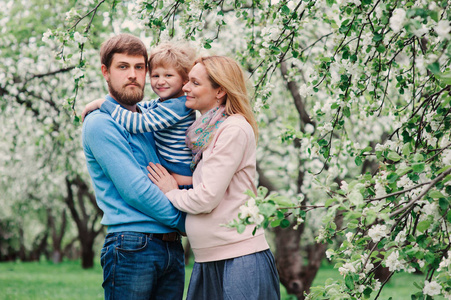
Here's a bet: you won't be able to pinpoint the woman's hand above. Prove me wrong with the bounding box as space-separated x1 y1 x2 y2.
81 98 106 122
147 162 178 193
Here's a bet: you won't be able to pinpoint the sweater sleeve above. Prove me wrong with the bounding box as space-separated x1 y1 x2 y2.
166 124 248 214
83 113 185 232
100 97 192 134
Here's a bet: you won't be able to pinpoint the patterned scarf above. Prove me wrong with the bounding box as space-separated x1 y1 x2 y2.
186 105 228 171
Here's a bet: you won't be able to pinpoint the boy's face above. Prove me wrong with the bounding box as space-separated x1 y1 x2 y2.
150 66 186 101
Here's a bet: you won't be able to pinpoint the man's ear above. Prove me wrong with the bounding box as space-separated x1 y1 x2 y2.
101 64 109 81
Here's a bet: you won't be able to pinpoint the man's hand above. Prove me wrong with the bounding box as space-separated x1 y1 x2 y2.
147 162 178 193
81 98 106 121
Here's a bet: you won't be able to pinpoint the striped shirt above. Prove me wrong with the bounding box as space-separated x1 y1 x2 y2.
100 96 195 176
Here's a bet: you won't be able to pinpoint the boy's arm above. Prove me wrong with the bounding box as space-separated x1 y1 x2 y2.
83 114 185 232
100 97 193 134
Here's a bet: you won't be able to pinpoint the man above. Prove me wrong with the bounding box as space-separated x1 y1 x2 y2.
82 33 185 300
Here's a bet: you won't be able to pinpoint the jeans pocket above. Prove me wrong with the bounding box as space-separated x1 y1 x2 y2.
116 233 148 252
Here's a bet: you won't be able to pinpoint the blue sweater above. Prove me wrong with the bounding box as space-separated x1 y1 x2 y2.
82 95 185 234
101 96 195 176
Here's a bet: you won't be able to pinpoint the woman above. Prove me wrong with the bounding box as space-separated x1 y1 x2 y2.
147 56 280 300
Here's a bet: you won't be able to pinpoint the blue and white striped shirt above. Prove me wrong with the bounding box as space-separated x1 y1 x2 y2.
100 96 195 176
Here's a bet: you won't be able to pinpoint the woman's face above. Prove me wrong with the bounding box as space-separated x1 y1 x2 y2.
183 63 222 115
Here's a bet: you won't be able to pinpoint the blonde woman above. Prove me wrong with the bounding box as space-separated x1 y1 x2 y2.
148 56 280 300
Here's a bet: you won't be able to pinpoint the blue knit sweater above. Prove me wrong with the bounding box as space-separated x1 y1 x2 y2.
82 95 185 234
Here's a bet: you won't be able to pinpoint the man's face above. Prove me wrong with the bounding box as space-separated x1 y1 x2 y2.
102 53 147 106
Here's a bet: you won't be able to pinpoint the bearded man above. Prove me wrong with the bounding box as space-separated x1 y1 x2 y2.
82 33 186 300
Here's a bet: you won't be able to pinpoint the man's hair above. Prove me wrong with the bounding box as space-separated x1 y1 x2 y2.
100 34 148 70
148 42 196 81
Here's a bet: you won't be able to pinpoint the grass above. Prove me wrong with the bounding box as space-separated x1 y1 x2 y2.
0 260 444 299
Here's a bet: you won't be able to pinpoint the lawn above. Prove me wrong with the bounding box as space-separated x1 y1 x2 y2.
0 260 443 299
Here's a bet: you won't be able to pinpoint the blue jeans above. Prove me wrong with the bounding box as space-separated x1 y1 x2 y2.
100 232 185 300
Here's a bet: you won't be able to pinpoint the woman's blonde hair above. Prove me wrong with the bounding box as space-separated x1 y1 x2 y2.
149 42 196 82
195 56 258 139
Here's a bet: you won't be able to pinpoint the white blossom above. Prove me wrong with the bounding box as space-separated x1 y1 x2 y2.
435 20 451 40
42 29 52 43
423 280 441 296
73 67 84 79
368 224 388 243
442 149 451 165
73 32 87 44
438 251 451 272
239 198 264 225
385 251 406 272
339 262 356 276
389 9 406 33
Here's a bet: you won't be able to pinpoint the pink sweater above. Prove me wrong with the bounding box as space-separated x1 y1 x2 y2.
166 114 269 262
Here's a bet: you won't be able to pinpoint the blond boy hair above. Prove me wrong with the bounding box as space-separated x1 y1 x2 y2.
148 42 197 81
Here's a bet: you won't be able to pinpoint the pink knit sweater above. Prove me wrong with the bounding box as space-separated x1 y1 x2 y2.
166 114 269 262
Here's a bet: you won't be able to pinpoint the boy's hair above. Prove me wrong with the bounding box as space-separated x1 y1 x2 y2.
100 34 148 70
148 42 197 81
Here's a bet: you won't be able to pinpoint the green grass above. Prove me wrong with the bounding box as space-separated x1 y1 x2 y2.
0 260 443 300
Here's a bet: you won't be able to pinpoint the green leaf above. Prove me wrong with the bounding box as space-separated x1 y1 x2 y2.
281 5 290 15
373 33 383 42
429 190 445 199
345 275 355 289
237 224 246 234
280 219 291 228
417 220 431 233
376 44 386 53
387 151 402 162
318 139 328 146
355 156 363 166
412 163 425 173
325 198 336 208
343 106 351 118
435 71 451 85
447 210 451 223
270 219 281 227
437 165 451 175
387 172 399 184
402 143 411 156
427 62 440 75
439 197 449 211
326 0 336 6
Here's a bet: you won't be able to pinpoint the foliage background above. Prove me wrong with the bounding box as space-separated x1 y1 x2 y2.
1 0 450 299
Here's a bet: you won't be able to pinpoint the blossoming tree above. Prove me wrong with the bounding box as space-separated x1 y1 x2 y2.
2 0 450 298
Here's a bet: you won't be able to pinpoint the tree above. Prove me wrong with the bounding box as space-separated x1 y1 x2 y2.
0 0 106 268
2 0 450 298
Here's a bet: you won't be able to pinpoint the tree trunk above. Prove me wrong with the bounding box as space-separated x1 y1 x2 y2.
80 236 95 269
65 176 103 269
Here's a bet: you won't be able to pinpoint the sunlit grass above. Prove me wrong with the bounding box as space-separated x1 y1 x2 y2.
0 260 444 300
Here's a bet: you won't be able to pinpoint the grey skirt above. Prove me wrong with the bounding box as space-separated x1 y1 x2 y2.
186 249 280 300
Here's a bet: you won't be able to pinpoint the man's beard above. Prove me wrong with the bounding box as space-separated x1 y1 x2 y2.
108 80 144 106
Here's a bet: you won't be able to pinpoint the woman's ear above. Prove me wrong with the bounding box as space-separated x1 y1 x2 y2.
216 87 226 100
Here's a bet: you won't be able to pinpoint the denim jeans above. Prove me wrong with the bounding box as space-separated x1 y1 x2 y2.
100 232 185 300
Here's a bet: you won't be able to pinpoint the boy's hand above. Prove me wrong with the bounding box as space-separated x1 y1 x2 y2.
81 98 106 122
